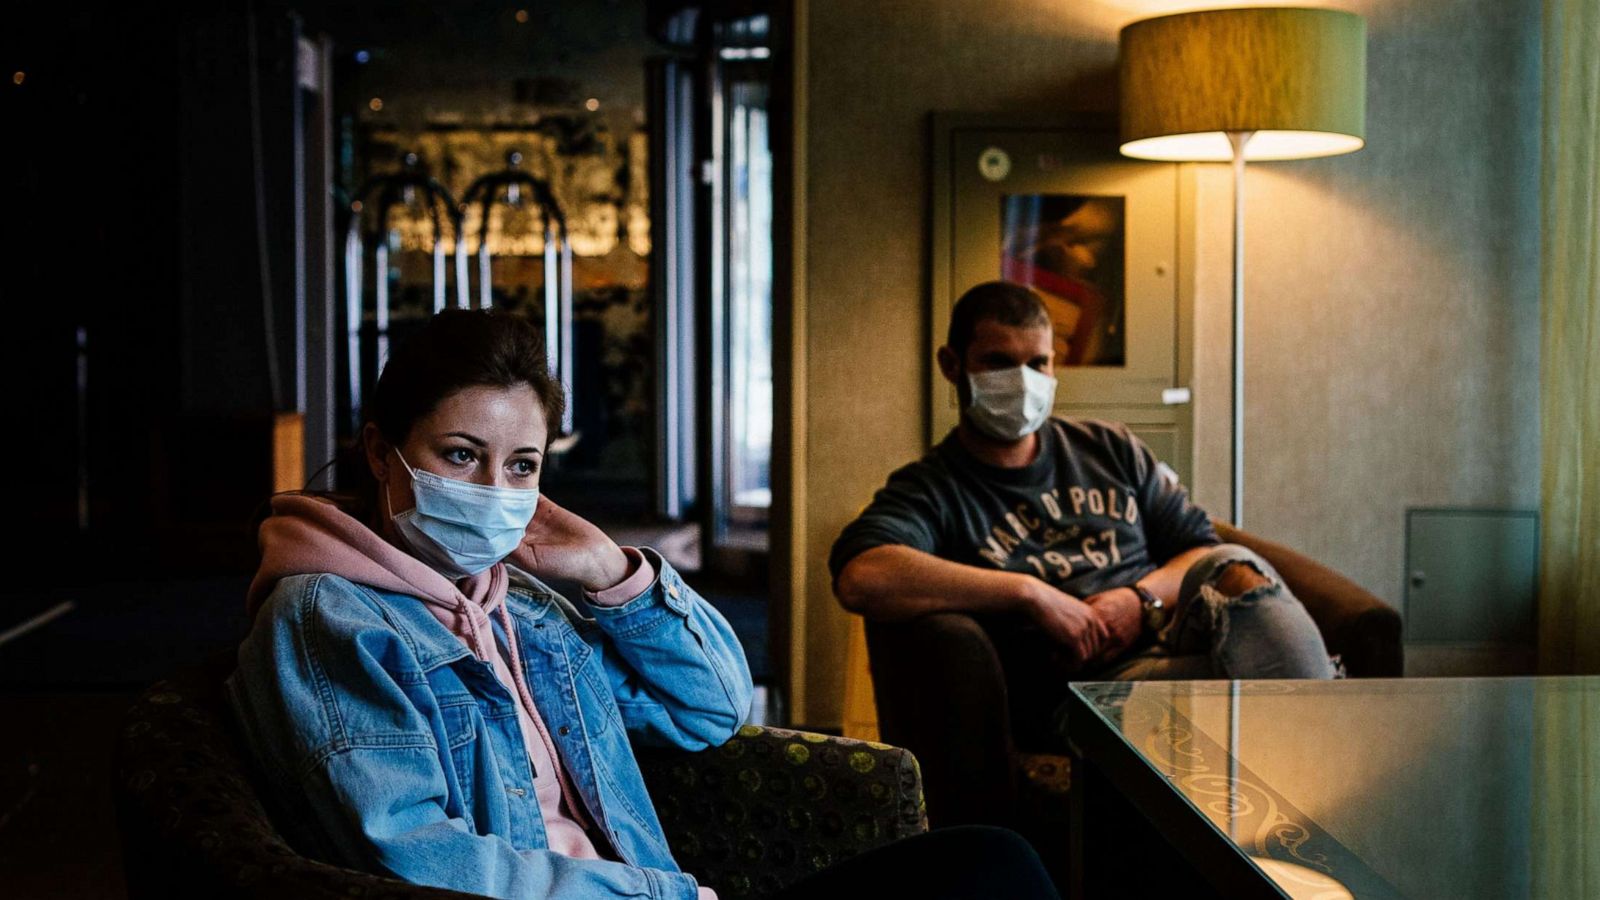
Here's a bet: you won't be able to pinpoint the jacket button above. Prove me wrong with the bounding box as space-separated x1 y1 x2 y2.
508 787 527 797
534 623 545 629
558 725 570 736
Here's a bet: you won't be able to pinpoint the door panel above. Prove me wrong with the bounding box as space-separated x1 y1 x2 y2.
950 128 1178 405
931 119 1195 488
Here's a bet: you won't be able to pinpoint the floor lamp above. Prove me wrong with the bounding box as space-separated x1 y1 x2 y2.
1118 7 1366 527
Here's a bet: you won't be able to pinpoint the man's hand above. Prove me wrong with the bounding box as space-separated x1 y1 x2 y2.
1017 577 1110 668
1083 587 1143 666
512 494 630 593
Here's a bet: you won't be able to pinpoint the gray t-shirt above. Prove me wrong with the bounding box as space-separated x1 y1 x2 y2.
829 418 1217 599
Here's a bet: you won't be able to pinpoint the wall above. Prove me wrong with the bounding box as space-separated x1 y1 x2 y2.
792 0 1540 726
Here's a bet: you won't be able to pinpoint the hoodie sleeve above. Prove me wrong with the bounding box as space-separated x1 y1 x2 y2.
586 547 657 608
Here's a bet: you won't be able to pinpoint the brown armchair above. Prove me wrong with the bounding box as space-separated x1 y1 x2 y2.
112 652 927 900
861 523 1401 872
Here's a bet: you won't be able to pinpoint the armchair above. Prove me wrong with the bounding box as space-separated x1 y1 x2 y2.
112 652 926 900
861 523 1401 869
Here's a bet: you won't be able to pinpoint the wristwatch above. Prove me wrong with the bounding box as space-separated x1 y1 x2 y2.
1133 584 1169 634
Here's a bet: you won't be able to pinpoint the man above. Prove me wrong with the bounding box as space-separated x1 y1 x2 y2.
831 280 1335 749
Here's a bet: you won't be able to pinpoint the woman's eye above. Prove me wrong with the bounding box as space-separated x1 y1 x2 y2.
510 459 539 477
444 448 475 465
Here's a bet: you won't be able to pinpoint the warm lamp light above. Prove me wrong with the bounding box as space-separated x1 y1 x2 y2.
1118 7 1366 525
1120 7 1366 161
1122 129 1364 162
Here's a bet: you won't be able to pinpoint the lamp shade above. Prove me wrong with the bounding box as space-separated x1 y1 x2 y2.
1119 7 1366 161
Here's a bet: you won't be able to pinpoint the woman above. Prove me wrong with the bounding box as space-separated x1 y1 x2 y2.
229 310 1058 900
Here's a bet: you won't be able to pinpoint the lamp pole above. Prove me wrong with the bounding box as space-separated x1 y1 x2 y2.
1228 131 1254 528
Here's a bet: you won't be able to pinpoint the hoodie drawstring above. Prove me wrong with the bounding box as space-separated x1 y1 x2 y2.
495 601 540 718
455 593 494 661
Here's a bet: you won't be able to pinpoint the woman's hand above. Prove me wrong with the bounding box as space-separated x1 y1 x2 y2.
512 494 630 593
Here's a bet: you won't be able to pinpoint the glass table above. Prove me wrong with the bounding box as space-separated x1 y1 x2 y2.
1065 677 1600 900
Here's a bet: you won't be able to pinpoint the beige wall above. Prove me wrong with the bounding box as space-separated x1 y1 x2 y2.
792 0 1540 727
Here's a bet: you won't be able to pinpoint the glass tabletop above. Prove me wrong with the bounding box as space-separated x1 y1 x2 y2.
1068 677 1600 900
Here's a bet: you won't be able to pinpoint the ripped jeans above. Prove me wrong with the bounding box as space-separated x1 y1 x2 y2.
1090 543 1339 681
994 545 1338 750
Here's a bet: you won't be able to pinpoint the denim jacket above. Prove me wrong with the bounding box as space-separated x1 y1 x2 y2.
226 550 753 900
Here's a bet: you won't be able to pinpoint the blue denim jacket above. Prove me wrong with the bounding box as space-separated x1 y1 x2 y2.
226 550 753 900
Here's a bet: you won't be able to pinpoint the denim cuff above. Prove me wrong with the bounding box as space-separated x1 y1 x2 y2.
641 863 702 900
584 548 693 636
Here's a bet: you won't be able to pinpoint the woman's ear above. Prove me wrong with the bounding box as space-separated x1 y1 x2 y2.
361 422 391 482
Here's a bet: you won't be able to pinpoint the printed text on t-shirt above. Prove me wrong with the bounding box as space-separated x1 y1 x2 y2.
976 486 1139 572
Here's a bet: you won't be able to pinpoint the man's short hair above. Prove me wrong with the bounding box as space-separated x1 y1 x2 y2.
946 280 1050 359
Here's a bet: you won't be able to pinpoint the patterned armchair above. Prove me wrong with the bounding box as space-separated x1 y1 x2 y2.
112 653 926 900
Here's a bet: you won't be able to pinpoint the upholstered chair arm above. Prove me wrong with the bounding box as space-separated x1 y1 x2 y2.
635 724 927 898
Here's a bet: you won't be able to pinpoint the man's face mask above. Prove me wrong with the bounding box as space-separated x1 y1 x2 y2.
387 449 541 578
964 365 1057 441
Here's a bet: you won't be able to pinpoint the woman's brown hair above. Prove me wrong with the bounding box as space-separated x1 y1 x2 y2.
306 309 565 522
369 308 565 446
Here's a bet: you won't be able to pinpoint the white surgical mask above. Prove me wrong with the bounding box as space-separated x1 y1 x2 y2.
965 366 1056 441
386 450 540 577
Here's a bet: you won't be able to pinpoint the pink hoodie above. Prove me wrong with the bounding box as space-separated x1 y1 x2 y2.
248 494 647 864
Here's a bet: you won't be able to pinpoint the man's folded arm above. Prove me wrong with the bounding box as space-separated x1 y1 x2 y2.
836 545 1110 666
833 543 1038 621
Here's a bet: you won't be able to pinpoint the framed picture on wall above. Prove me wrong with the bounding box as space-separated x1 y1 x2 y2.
929 113 1199 486
1000 192 1128 367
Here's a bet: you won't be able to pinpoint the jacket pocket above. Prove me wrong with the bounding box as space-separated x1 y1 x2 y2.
575 657 624 737
437 697 478 821
561 630 620 737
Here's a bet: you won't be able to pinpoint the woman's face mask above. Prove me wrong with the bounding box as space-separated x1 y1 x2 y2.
387 449 540 577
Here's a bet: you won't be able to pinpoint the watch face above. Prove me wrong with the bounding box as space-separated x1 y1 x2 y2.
1140 590 1166 631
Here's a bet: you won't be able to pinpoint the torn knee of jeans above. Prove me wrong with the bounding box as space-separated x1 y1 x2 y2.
1194 584 1232 673
1208 559 1275 599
